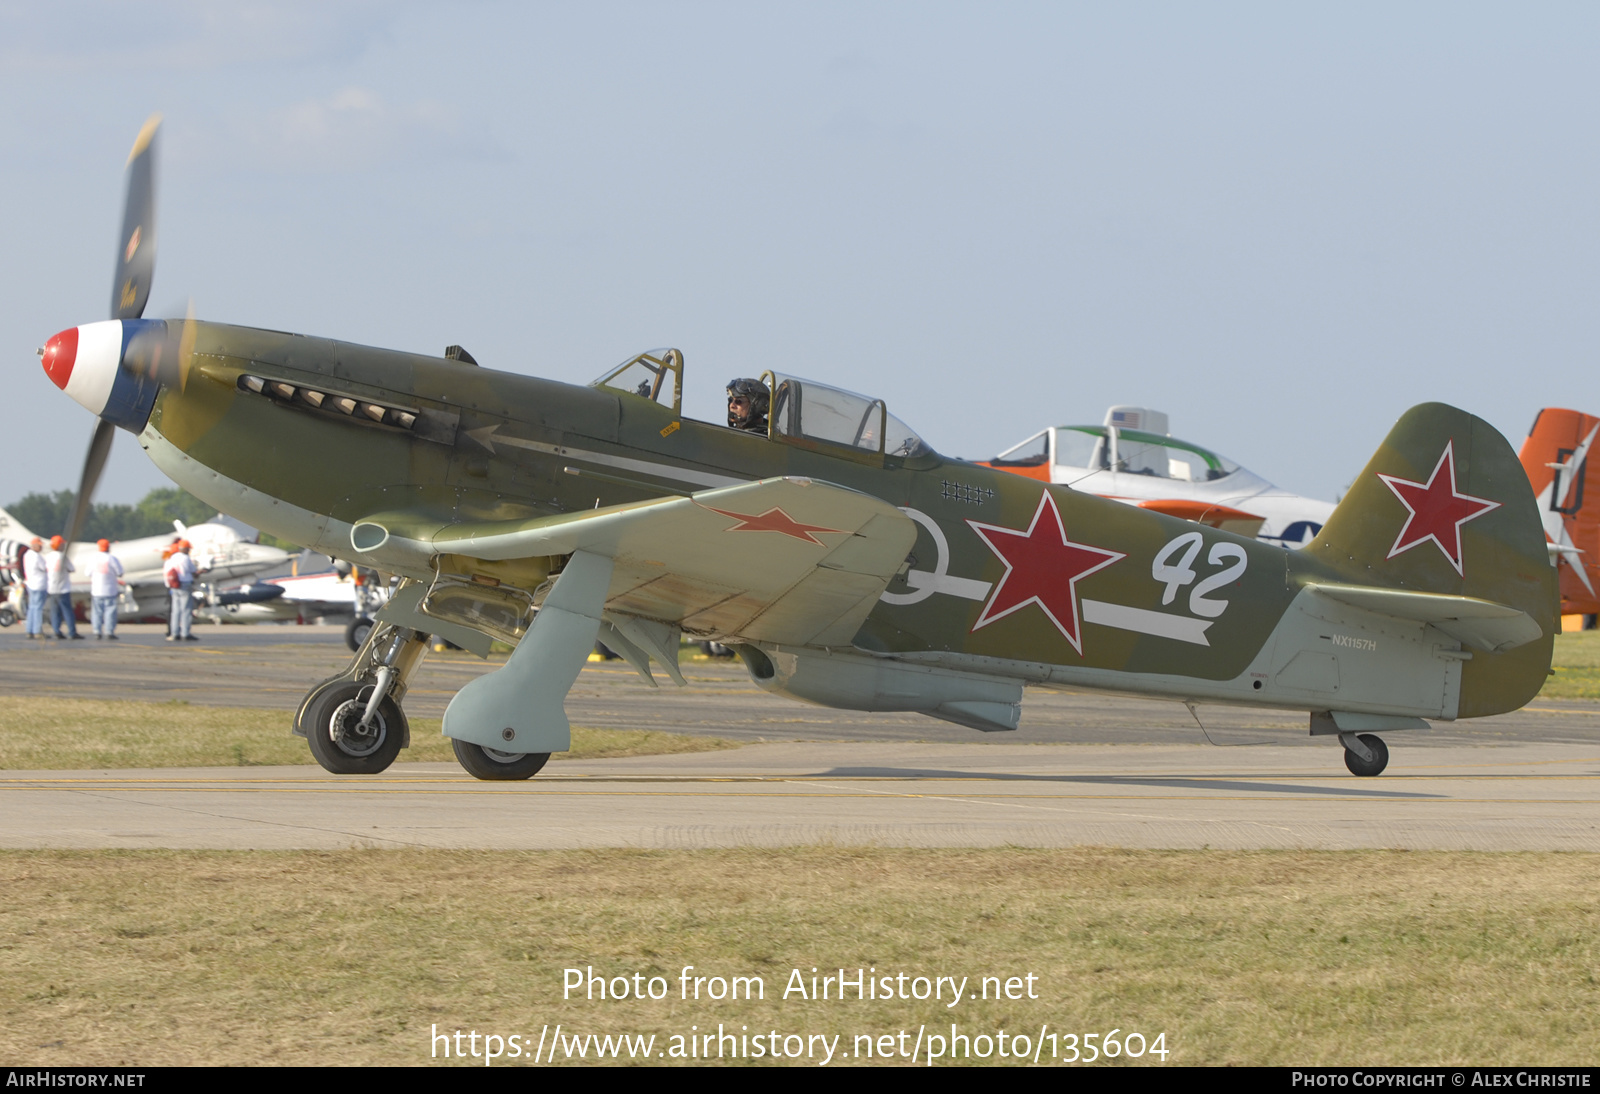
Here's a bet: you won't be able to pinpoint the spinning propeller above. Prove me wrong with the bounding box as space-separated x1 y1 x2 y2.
40 115 198 546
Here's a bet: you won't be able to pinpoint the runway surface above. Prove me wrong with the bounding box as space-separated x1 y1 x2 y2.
2 624 1597 851
3 742 1597 851
6 623 1600 746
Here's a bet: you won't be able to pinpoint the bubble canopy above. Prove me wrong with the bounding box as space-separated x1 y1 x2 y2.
592 352 931 459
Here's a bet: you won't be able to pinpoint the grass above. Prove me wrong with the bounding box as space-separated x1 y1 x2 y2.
0 848 1594 1066
1541 630 1600 699
0 697 736 770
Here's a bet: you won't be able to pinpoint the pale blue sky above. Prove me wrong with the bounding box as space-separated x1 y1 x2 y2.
4 2 1598 507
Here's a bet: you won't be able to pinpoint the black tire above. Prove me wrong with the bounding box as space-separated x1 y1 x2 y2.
0 606 14 628
451 738 550 781
345 616 375 652
698 640 734 658
1342 733 1389 777
305 683 405 775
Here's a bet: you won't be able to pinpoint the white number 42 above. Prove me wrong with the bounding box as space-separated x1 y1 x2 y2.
1151 531 1248 619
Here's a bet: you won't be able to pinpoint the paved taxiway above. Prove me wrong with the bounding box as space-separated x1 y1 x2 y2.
2 624 1597 850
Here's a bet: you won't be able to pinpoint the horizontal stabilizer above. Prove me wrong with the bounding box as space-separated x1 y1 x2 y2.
1306 583 1542 653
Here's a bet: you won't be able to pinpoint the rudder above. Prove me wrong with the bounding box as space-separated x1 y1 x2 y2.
1306 402 1556 716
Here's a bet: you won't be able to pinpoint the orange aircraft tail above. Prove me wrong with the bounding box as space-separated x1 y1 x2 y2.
1519 408 1600 622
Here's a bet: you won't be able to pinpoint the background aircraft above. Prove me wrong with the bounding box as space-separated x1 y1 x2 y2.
1518 407 1600 628
199 558 391 649
0 505 287 624
33 118 1557 784
979 406 1336 547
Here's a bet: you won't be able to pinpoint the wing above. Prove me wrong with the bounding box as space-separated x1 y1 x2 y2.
365 476 916 648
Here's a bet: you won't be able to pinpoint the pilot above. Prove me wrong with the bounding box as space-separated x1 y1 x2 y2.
726 378 770 435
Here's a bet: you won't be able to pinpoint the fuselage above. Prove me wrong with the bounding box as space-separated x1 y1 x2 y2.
78 319 1546 723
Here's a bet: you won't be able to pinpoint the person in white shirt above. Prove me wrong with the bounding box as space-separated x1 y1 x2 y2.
22 537 46 638
163 539 199 642
88 539 125 640
43 535 80 640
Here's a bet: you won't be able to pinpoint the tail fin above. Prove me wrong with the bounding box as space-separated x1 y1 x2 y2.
1307 402 1556 716
1518 407 1600 616
0 507 36 543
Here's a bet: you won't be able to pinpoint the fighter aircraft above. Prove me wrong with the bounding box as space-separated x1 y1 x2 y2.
0 504 287 622
34 118 1557 780
979 407 1336 546
1518 407 1600 627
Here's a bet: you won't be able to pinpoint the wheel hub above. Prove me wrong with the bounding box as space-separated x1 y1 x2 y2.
328 699 387 758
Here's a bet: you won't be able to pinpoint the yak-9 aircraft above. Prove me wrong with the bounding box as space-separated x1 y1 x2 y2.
980 407 1336 547
33 118 1558 782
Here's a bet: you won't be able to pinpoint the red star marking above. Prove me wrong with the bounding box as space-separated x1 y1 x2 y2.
1377 440 1500 576
967 491 1125 655
701 505 845 546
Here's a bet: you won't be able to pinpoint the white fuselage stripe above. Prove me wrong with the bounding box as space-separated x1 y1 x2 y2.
498 435 746 490
1082 599 1214 646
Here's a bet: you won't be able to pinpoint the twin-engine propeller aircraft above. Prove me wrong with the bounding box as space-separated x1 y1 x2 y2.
36 118 1557 780
1518 407 1600 627
979 406 1336 547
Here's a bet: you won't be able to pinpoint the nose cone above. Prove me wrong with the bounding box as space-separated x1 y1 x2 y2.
39 318 162 432
41 327 79 389
41 320 123 414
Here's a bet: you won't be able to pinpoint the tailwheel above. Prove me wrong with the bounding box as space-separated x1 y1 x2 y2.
306 682 406 774
1341 732 1389 778
452 738 550 781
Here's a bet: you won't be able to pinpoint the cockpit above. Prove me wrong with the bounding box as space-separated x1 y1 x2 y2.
590 350 932 460
991 425 1240 482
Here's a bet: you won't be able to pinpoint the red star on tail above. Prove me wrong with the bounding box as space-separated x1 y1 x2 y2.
1377 440 1500 576
967 492 1125 655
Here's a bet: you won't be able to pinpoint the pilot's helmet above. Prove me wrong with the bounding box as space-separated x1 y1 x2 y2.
726 377 770 429
49 535 63 549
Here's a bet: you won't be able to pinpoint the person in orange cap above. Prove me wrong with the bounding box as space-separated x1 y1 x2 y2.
43 535 80 639
162 539 198 642
88 538 124 639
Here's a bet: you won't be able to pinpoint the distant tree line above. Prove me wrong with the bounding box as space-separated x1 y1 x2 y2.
4 488 226 542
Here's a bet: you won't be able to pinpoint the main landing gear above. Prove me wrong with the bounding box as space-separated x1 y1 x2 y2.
305 681 405 774
296 621 430 775
451 739 550 780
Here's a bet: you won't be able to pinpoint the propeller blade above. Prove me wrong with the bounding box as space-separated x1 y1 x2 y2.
121 299 197 392
64 419 115 546
110 114 160 321
177 298 197 392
